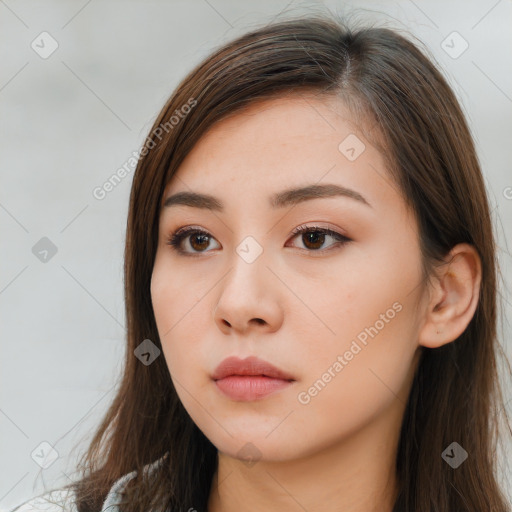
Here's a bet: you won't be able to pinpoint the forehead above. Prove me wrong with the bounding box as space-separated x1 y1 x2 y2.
162 94 398 214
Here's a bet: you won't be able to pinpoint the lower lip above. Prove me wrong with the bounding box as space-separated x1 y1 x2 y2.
214 376 293 401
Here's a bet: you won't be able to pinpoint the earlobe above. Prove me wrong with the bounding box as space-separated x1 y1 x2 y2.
418 243 482 349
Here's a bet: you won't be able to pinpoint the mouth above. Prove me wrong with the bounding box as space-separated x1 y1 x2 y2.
212 355 296 401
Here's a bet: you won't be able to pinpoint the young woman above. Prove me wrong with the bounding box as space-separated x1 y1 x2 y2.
12 12 511 512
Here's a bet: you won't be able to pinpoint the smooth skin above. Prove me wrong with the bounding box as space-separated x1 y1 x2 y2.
150 93 482 512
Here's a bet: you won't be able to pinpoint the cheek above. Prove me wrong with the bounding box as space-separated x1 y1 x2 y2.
293 306 419 454
150 256 209 392
292 241 422 417
151 259 185 371
150 254 203 334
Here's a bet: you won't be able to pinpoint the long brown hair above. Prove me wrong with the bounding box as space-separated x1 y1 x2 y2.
64 11 511 512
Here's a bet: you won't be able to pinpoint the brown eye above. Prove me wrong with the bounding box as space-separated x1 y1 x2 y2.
288 225 351 252
166 224 351 256
299 230 327 250
189 233 211 251
166 227 220 255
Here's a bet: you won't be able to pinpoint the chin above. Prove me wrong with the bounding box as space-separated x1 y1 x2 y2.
201 422 303 463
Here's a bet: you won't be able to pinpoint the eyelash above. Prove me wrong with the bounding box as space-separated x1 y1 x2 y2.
165 223 351 256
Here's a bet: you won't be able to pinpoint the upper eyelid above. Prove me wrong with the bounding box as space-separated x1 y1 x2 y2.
170 223 345 239
291 222 347 236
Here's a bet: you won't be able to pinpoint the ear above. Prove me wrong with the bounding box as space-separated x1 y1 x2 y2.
418 243 482 349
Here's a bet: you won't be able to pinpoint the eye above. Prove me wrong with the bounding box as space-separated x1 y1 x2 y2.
166 223 351 256
287 223 351 252
166 226 220 256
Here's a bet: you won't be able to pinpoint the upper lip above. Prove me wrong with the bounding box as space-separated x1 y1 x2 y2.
212 356 295 381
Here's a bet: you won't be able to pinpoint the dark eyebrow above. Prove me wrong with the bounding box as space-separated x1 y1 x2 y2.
270 184 371 209
163 184 371 211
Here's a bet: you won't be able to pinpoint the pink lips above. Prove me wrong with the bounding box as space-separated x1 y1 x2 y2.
212 356 295 401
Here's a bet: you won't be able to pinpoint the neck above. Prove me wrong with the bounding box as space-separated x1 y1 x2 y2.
207 405 401 512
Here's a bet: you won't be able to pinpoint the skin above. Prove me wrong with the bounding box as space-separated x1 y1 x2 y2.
150 93 482 512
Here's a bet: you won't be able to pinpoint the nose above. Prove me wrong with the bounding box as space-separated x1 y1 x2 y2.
213 255 284 335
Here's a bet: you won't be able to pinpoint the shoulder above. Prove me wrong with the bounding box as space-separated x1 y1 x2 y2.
9 453 169 512
8 488 77 511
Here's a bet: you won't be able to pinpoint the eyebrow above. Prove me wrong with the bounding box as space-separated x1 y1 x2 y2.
163 184 372 211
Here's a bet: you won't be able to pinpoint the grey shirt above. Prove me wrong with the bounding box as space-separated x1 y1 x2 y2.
9 455 166 512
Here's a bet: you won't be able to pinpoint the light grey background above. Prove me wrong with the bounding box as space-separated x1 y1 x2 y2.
1 0 511 509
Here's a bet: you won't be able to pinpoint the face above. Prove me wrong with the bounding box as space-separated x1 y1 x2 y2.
150 93 425 462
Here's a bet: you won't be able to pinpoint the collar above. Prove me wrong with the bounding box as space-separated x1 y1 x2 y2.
101 453 169 511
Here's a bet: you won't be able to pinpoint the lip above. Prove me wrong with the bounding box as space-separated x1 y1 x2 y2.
212 356 296 401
